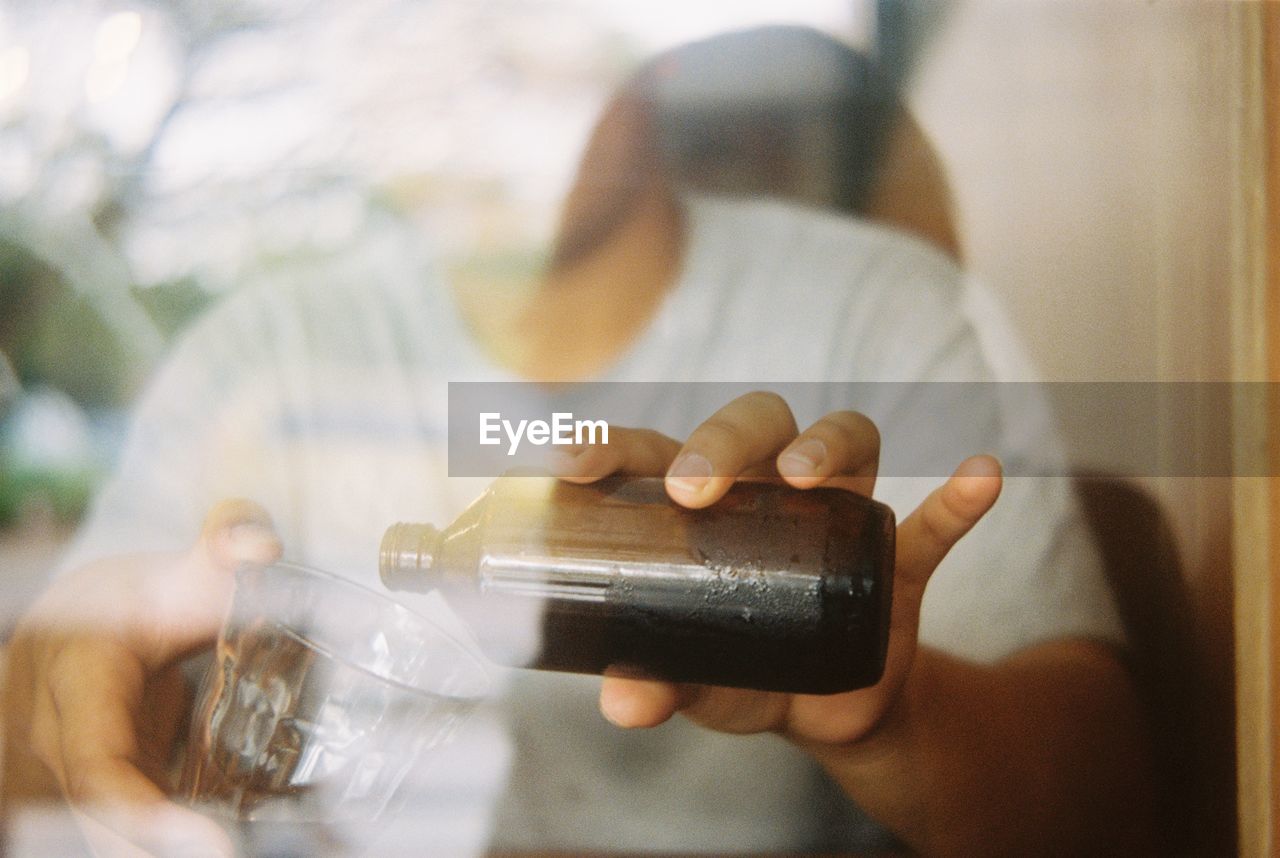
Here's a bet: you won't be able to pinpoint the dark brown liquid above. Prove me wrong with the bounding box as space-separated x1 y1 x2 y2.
396 478 897 695
528 479 894 693
182 624 327 815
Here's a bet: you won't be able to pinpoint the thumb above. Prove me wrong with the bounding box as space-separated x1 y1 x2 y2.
198 498 283 572
137 500 283 666
894 455 1002 603
867 456 1002 698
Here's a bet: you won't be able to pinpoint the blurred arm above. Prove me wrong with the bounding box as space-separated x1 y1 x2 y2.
809 640 1156 856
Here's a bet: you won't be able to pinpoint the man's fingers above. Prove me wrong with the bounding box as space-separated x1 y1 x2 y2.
665 392 799 507
29 678 66 786
549 427 683 482
599 675 682 728
599 676 790 735
874 456 1000 699
74 803 235 858
198 497 283 571
553 401 883 506
46 639 151 807
199 497 274 534
895 455 1002 601
41 640 235 856
14 503 276 858
775 410 880 494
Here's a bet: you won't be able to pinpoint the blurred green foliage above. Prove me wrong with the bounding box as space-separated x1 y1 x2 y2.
2 240 215 409
1 240 133 407
131 278 216 341
0 463 97 528
0 241 211 527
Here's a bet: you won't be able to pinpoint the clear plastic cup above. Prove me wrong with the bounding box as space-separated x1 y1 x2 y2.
179 561 491 837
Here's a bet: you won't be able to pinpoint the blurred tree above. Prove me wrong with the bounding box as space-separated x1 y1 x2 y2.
0 240 132 407
0 0 847 525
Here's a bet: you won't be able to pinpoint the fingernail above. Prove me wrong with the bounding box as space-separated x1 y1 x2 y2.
667 452 712 495
955 455 1001 479
225 523 282 564
599 694 626 727
778 438 827 476
598 682 641 729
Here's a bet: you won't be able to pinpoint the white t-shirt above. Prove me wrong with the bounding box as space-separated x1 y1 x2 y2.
62 196 1121 853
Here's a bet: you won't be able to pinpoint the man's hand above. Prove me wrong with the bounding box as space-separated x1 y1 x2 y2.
549 390 1001 741
551 391 1153 856
3 500 282 858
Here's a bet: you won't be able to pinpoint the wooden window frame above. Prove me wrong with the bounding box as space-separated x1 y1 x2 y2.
1233 3 1280 856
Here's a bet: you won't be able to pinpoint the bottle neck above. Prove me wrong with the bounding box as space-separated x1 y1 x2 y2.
379 522 442 592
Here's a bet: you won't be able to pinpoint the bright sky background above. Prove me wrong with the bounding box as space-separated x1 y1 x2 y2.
592 0 869 51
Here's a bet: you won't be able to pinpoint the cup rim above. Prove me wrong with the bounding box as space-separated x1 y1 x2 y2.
232 560 493 700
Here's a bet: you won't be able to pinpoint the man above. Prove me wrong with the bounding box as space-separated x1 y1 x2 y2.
3 26 1154 857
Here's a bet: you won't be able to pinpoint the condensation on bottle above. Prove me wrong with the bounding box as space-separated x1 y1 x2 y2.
379 474 895 694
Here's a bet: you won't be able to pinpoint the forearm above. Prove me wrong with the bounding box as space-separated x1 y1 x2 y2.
802 641 1156 856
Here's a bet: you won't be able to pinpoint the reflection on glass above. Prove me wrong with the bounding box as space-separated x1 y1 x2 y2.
181 563 489 851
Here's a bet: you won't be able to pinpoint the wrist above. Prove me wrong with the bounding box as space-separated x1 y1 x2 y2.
794 645 939 770
789 647 964 854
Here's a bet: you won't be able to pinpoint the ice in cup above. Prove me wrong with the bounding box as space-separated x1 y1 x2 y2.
179 562 491 829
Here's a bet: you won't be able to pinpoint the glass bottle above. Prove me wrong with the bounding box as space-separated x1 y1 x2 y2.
380 473 894 694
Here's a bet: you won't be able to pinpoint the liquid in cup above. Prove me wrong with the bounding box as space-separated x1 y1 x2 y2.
180 562 490 830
